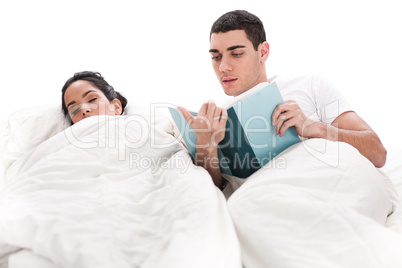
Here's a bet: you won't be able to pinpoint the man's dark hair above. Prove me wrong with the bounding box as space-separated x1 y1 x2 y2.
210 10 266 51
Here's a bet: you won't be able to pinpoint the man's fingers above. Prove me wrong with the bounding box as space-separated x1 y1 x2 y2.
272 100 295 125
198 102 208 116
177 106 194 125
275 112 290 134
219 108 228 124
272 104 286 125
277 117 295 137
213 105 221 118
206 100 217 118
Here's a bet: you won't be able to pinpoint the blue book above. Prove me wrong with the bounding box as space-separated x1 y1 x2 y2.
169 82 300 178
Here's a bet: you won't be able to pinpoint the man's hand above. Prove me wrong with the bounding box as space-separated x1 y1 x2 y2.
272 100 325 138
177 101 228 189
178 100 228 149
271 99 387 168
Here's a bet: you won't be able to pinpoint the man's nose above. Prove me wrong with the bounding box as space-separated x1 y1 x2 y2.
219 57 232 72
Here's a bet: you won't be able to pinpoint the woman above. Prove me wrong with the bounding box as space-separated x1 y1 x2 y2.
61 71 128 124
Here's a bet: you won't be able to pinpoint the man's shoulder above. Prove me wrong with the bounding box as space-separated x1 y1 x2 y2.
272 73 329 89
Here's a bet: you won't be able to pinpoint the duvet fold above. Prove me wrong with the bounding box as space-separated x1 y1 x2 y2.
0 115 241 268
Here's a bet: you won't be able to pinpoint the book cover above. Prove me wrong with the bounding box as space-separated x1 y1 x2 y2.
169 82 300 178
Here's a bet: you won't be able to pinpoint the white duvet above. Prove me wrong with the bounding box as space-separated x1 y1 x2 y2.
0 115 241 268
2 113 402 268
228 139 402 268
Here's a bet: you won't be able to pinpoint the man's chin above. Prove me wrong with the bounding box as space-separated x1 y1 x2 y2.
223 86 243 97
221 84 235 96
223 88 235 96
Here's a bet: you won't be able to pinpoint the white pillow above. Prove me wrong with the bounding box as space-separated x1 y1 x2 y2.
0 104 69 170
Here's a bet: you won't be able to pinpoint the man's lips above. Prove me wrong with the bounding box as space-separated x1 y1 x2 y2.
222 77 238 86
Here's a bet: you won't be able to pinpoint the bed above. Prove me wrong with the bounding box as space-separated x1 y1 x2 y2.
0 104 241 268
224 141 402 267
1 103 402 268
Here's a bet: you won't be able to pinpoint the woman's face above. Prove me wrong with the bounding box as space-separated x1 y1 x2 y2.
64 80 121 124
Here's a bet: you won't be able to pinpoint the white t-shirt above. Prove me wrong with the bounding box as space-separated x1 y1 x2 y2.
222 73 353 198
272 73 352 124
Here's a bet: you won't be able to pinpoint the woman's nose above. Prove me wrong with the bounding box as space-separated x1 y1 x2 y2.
82 107 91 116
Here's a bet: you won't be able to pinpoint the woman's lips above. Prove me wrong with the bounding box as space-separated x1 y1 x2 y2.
222 77 238 86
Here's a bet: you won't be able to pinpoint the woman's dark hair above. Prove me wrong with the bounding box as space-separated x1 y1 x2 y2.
61 71 128 123
210 10 266 51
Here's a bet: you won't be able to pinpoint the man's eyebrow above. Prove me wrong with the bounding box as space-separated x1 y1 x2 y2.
227 45 246 51
66 90 96 108
209 45 246 53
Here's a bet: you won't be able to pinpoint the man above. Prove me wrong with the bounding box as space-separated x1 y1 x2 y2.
178 10 386 190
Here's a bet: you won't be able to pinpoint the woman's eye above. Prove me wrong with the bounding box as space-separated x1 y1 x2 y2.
88 97 97 102
71 107 80 115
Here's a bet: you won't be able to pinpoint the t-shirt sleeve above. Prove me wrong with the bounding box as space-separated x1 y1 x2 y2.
312 74 353 124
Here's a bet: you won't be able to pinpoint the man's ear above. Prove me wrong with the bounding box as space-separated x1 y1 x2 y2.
112 99 122 115
260 41 270 62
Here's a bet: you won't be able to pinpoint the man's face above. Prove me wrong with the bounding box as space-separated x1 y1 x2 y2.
209 30 267 96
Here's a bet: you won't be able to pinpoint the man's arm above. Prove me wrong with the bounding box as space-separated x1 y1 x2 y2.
272 100 387 168
327 111 386 167
178 101 227 189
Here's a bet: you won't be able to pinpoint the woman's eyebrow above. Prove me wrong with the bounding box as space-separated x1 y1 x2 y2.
82 90 96 98
67 100 76 108
67 90 97 108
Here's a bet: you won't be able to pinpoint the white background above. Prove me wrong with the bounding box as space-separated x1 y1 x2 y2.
1 0 401 149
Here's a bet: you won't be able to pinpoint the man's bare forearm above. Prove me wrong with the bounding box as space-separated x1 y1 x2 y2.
195 145 225 189
317 123 387 168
